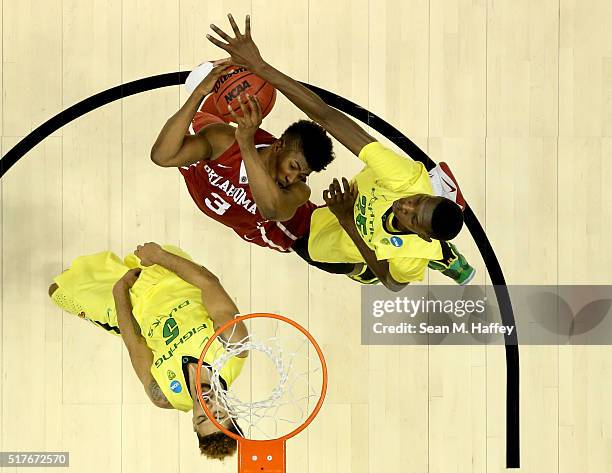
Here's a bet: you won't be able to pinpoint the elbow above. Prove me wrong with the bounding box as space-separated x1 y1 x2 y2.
148 393 171 409
150 397 166 409
259 206 296 222
257 193 298 221
197 268 220 288
385 283 404 293
257 198 289 221
258 206 278 221
259 207 283 221
232 322 249 345
150 148 163 166
383 276 406 293
150 147 171 168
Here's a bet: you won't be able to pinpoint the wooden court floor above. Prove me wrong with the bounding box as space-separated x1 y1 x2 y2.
1 0 611 472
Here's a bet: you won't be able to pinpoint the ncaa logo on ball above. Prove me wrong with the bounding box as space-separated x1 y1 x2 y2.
169 380 182 393
390 236 403 247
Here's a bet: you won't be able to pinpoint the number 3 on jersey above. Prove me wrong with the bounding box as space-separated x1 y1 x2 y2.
205 192 231 215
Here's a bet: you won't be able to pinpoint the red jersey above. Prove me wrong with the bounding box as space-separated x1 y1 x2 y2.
179 129 316 252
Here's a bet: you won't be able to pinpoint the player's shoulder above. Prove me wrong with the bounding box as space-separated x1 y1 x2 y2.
197 122 235 143
196 123 236 160
358 140 392 157
286 180 311 201
355 141 382 165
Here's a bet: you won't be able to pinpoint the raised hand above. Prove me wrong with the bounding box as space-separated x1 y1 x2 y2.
323 177 358 224
134 242 164 267
206 14 265 72
194 59 233 96
229 93 263 142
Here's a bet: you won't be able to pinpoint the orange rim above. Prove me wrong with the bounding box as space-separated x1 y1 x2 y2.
195 312 328 443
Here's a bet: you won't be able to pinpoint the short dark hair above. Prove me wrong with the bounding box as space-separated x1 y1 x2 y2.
430 198 464 241
280 120 334 172
197 423 242 460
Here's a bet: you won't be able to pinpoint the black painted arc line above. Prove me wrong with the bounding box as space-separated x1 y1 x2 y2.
0 72 520 468
305 83 520 468
0 71 189 178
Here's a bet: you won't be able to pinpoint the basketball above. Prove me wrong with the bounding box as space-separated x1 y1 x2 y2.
211 66 276 123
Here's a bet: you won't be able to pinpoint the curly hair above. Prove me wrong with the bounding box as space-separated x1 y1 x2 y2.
197 423 242 461
280 120 335 172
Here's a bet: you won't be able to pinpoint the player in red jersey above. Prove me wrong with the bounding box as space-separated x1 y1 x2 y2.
150 60 335 253
205 15 477 288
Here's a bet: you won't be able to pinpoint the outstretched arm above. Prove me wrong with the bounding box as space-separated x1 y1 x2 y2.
150 60 234 167
207 14 375 157
134 243 248 351
324 178 407 292
113 269 173 408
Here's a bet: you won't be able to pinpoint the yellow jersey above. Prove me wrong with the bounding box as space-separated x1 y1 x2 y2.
308 142 443 283
53 246 245 412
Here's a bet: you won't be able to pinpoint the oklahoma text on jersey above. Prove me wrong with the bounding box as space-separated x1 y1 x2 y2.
179 127 315 252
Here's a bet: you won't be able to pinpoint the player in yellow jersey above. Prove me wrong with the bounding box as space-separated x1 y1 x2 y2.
48 242 248 460
207 15 475 291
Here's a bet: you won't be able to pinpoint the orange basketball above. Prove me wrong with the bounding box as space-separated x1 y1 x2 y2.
212 67 276 123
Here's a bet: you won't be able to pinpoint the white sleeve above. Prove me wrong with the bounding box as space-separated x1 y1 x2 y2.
184 62 214 94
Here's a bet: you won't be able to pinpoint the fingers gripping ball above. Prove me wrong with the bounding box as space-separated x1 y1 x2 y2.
212 67 276 123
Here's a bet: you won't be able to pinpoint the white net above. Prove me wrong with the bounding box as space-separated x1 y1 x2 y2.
200 316 325 441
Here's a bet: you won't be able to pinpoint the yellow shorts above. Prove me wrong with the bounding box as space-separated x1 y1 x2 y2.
307 207 431 283
51 246 194 334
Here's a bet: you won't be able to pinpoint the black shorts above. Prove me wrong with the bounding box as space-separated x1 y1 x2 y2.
292 234 355 275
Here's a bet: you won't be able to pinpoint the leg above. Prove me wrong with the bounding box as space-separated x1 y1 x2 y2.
49 252 126 335
49 282 120 335
49 282 86 317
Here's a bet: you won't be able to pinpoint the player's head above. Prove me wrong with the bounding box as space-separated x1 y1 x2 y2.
187 363 239 460
271 120 334 187
196 422 242 460
392 194 463 241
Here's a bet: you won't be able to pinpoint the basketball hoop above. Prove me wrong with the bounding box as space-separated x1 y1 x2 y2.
196 313 328 473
